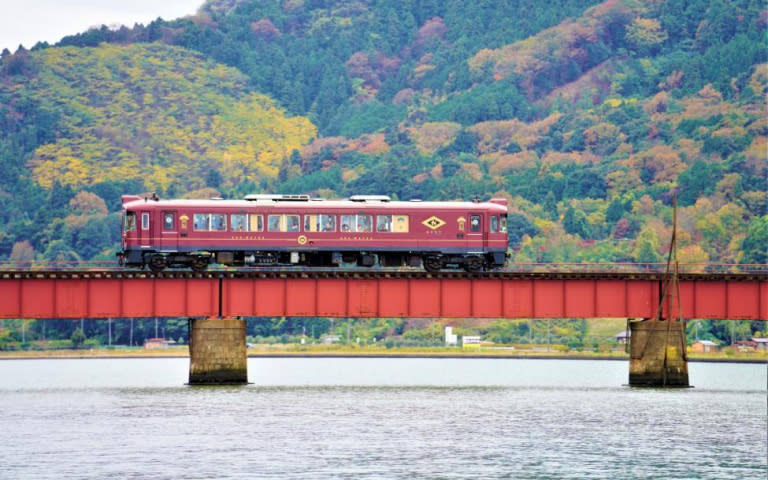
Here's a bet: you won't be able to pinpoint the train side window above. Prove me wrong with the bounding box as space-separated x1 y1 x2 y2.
500 214 507 233
211 214 226 231
321 215 336 232
250 214 263 232
357 215 372 232
268 215 282 232
340 215 354 232
163 212 175 231
305 214 336 232
470 215 481 232
341 215 371 232
377 215 392 232
490 216 499 233
286 215 300 232
194 213 210 231
141 212 150 230
231 214 248 232
125 212 136 232
304 215 317 232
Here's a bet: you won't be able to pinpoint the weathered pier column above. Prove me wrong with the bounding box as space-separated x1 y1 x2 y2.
629 319 689 387
188 317 248 384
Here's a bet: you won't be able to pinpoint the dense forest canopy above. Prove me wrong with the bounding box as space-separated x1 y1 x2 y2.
0 0 766 267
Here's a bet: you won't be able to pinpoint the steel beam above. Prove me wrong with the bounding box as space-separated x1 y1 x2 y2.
0 270 764 320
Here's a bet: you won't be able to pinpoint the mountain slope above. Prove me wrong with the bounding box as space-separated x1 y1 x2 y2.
3 43 316 193
0 0 765 267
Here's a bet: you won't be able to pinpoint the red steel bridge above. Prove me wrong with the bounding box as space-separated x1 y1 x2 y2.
1 266 766 321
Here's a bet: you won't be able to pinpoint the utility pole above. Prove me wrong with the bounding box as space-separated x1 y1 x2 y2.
346 320 351 345
547 319 551 351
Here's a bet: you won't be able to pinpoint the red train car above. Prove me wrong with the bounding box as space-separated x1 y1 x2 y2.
118 194 509 272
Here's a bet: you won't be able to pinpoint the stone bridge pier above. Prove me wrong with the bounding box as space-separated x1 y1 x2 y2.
628 318 689 387
188 317 248 385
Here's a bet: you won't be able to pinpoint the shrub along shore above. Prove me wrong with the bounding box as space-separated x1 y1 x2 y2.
0 344 765 363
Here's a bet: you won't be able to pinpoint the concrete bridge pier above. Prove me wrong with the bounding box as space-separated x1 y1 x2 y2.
188 317 248 385
628 318 689 387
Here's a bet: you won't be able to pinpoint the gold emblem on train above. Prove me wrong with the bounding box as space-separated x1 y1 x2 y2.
422 216 446 230
457 217 466 231
297 235 308 245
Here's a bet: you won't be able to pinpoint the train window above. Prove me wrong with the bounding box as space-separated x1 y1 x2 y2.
490 216 499 233
211 214 226 231
341 215 372 233
124 212 136 232
268 215 282 232
377 215 411 233
231 214 248 232
305 214 336 232
500 214 507 233
194 213 210 231
358 215 372 232
377 215 392 232
286 215 300 232
267 214 300 232
470 215 481 232
141 212 150 230
193 213 226 231
163 213 175 231
249 214 263 232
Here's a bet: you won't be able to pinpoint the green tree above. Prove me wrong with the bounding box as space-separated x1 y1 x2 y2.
70 327 86 349
632 226 662 265
563 207 592 238
740 216 767 264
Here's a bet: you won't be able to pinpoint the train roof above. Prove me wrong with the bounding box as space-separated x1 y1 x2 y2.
121 194 508 212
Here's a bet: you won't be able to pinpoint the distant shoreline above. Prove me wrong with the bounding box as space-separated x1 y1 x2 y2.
0 349 765 364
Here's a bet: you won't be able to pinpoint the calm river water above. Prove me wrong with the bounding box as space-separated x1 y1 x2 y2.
0 358 765 479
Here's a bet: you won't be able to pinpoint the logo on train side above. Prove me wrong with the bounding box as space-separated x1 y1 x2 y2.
422 216 446 230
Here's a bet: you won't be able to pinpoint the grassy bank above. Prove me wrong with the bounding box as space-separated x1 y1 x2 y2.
0 344 766 363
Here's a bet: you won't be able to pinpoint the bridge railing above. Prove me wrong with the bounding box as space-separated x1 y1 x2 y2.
0 260 766 275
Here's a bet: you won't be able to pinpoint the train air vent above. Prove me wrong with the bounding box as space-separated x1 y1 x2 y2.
244 194 311 202
349 195 391 202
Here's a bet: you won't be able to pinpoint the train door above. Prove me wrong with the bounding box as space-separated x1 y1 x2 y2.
139 211 152 248
160 211 178 250
467 213 484 252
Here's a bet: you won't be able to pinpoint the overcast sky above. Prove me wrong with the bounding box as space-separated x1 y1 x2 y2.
0 0 204 53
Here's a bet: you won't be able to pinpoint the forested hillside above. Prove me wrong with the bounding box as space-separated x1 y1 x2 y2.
0 0 766 266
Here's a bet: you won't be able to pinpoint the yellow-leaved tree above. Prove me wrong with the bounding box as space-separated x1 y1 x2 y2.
23 44 316 192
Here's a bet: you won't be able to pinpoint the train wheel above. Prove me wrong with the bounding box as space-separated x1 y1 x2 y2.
463 256 484 273
191 256 209 271
423 255 443 273
148 255 166 272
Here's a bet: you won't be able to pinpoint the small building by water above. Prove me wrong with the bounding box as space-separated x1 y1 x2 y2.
691 340 718 353
144 338 169 349
445 327 458 346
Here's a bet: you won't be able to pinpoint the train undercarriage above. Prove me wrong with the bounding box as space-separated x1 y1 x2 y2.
128 250 505 273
